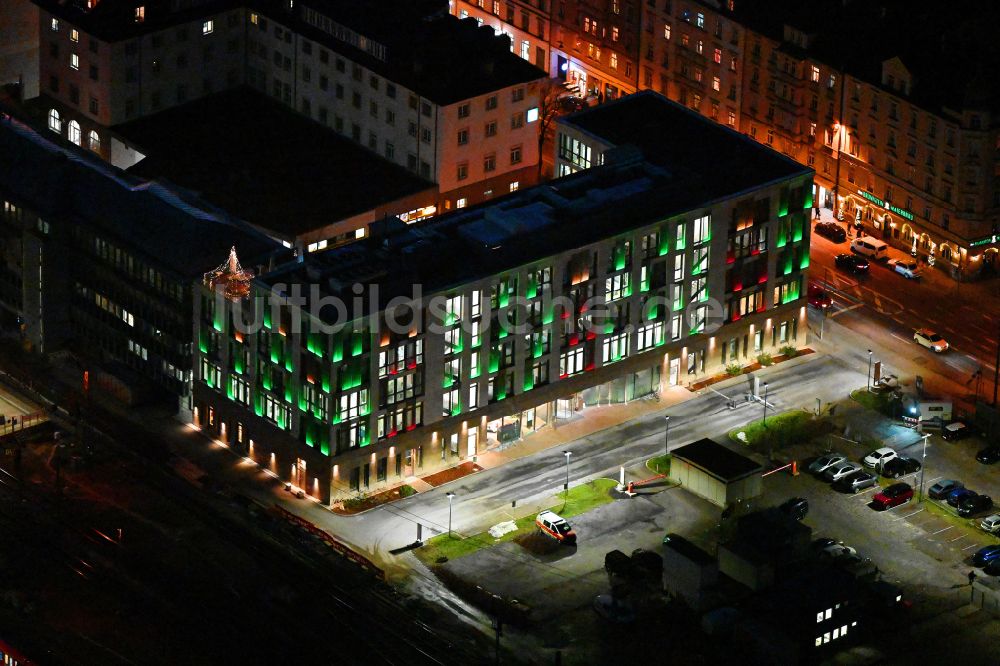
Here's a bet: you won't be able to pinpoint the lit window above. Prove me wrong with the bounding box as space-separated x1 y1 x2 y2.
457 197 467 209
526 107 539 123
664 24 671 40
51 18 59 31
135 6 145 22
67 121 81 145
250 13 259 25
88 130 100 152
355 228 365 238
70 29 79 42
712 76 720 91
509 181 519 192
47 108 62 133
203 20 214 35
70 53 79 70
811 65 820 82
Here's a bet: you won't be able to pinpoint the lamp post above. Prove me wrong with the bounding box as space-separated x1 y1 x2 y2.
664 416 671 457
446 492 456 537
867 349 874 391
762 382 769 426
562 450 572 492
918 433 929 502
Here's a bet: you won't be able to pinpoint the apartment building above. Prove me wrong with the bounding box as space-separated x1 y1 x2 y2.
33 0 546 214
0 107 282 409
641 0 744 131
550 0 641 101
192 91 812 503
450 0 551 73
35 0 247 162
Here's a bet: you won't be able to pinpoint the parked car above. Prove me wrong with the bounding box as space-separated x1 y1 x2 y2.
814 221 847 243
941 422 974 441
832 470 878 494
872 482 914 509
811 537 838 552
929 479 963 500
888 258 922 279
824 461 863 482
983 560 1000 577
779 497 809 521
881 456 921 479
947 488 978 507
972 545 1000 567
958 494 993 518
808 284 832 309
913 328 949 352
980 514 1000 535
976 446 1000 465
592 594 636 624
822 542 859 560
536 510 576 545
808 453 847 475
863 447 898 469
835 253 869 274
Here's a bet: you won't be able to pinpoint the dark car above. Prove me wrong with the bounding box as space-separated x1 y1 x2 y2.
929 479 963 500
814 221 847 243
881 456 921 479
958 494 993 518
972 545 1000 567
976 446 1000 465
941 422 974 441
984 560 1000 576
807 284 832 309
835 253 869 273
872 482 913 509
947 487 978 507
779 497 809 521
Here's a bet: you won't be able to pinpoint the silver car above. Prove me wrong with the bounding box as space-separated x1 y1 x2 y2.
809 453 847 475
824 461 862 482
834 470 878 493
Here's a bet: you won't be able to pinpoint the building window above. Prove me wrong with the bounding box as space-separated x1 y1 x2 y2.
484 154 496 172
135 6 145 22
458 103 470 118
457 163 468 181
560 347 584 377
70 29 79 42
48 108 62 133
509 181 519 192
457 198 467 209
457 128 468 145
510 145 522 164
486 95 498 110
485 121 497 137
70 53 79 70
51 17 59 31
202 20 214 35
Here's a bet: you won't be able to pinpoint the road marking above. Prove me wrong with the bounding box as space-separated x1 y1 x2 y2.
963 543 981 551
931 526 952 535
898 508 923 520
948 535 965 543
829 302 865 317
926 476 942 485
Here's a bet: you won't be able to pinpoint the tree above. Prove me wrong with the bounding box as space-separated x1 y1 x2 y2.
534 77 566 182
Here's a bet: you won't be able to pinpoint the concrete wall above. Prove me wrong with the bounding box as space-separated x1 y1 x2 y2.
670 458 726 507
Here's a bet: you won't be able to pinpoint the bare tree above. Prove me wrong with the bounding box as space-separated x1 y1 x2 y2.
535 77 566 182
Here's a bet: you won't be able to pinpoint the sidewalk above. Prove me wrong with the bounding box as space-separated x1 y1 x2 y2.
474 385 694 472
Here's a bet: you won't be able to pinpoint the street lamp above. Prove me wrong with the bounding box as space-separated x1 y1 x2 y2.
918 433 929 502
446 492 456 537
867 349 874 391
664 416 671 457
562 450 572 492
762 382 769 426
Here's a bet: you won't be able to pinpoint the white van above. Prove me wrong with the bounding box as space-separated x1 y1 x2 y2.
851 236 888 260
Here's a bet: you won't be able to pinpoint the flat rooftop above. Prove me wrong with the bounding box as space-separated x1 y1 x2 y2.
116 88 435 239
263 92 809 322
672 438 763 482
0 108 281 279
560 91 810 191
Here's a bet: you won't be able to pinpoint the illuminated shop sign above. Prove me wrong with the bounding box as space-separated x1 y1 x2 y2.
970 234 999 248
856 189 915 221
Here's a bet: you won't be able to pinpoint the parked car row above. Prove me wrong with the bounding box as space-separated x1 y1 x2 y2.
928 479 995 518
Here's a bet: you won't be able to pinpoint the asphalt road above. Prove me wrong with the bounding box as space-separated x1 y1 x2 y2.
340 353 866 556
808 215 1000 397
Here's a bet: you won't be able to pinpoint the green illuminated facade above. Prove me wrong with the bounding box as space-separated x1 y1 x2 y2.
192 92 813 504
